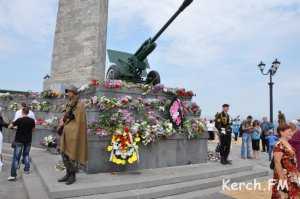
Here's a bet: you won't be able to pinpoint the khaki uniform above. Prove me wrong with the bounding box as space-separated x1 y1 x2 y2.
60 97 88 171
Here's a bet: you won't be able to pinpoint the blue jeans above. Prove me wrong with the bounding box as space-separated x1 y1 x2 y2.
268 145 274 161
11 143 31 177
241 133 252 158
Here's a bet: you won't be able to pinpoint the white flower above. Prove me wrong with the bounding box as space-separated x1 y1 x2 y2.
78 84 89 92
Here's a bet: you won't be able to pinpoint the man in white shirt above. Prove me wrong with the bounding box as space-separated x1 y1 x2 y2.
13 103 36 122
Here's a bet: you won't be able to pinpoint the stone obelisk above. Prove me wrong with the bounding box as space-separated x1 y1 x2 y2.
44 0 108 91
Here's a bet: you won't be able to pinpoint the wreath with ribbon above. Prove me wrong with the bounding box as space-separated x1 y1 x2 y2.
168 97 184 128
107 127 140 165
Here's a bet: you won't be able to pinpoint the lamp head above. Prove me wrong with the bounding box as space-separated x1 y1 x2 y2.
258 61 266 72
271 58 280 75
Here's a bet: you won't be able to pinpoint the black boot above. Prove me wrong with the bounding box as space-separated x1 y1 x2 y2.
220 157 226 165
225 159 232 165
58 170 70 182
65 172 76 185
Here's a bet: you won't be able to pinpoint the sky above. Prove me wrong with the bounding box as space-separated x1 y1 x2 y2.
0 0 299 120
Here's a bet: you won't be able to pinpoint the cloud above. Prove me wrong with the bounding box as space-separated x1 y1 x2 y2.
0 0 58 44
110 0 300 68
109 0 300 118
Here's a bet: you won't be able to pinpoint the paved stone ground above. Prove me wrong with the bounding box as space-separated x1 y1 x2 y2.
208 140 273 199
0 139 272 199
0 159 28 199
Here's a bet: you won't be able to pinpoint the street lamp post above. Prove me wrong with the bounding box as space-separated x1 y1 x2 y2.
258 59 281 124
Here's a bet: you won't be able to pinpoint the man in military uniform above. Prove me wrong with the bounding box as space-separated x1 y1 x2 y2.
58 85 87 185
215 104 232 165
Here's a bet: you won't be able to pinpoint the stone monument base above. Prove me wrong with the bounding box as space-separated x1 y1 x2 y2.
87 134 208 173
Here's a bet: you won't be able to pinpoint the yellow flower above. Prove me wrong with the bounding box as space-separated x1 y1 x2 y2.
116 159 122 165
134 137 141 142
107 145 113 152
111 155 117 163
121 160 126 165
131 153 137 162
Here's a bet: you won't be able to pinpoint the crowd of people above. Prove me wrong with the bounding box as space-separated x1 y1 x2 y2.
207 104 300 198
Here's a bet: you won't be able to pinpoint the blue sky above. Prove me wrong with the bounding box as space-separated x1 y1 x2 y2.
0 0 300 120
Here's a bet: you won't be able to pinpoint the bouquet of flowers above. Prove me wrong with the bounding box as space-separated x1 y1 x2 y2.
162 121 175 137
90 79 101 87
120 96 132 106
40 101 51 112
41 90 61 99
44 117 59 129
8 103 19 111
78 84 90 92
0 92 12 100
99 96 119 110
140 122 159 145
176 88 194 98
41 135 57 148
36 118 46 126
107 126 140 165
182 119 206 139
104 80 122 89
182 102 201 115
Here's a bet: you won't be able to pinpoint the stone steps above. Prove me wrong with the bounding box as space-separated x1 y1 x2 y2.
19 146 270 199
68 166 267 199
157 187 231 199
31 149 255 198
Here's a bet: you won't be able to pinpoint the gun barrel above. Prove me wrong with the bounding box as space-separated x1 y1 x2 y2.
151 0 193 43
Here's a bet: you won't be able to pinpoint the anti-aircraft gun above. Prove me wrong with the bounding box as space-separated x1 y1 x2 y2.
106 0 193 85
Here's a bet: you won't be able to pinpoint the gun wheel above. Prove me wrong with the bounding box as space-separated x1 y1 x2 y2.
106 65 121 80
146 70 161 85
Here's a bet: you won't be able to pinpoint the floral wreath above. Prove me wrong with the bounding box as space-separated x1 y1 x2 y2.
168 97 184 128
107 126 140 165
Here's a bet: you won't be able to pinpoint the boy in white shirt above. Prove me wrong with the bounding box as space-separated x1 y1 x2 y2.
13 102 35 122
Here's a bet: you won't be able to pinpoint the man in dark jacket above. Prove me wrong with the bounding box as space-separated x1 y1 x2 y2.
215 104 232 165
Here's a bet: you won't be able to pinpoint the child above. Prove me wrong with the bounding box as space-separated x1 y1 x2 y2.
252 120 261 159
266 130 279 161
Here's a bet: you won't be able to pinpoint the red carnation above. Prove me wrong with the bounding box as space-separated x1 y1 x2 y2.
124 127 130 133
